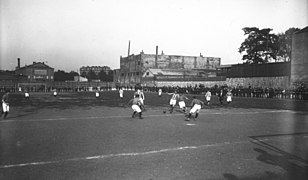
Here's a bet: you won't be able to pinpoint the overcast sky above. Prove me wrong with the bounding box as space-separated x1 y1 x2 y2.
1 0 307 72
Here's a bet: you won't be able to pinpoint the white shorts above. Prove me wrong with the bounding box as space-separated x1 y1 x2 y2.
132 104 141 113
206 96 211 101
170 99 176 106
190 104 201 114
2 102 9 112
179 101 185 108
227 96 232 102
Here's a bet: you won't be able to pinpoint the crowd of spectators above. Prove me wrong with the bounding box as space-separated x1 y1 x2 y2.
133 84 308 100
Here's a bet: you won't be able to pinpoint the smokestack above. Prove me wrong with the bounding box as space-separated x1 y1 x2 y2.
155 46 158 68
17 58 20 69
128 40 131 57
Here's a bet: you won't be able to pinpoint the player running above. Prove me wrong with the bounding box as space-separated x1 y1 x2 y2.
205 90 211 105
168 91 179 113
139 89 145 105
119 88 124 99
186 96 204 121
178 93 189 113
128 94 144 119
2 90 10 119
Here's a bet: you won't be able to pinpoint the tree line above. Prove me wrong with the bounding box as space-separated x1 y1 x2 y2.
54 69 113 82
239 27 300 64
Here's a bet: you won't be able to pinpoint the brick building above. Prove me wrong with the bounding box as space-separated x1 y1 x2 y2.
114 46 221 87
15 59 54 82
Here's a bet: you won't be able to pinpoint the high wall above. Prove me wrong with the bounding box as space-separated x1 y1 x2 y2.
225 76 290 89
291 27 308 87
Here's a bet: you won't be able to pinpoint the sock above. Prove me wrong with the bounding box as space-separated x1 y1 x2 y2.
4 112 8 118
139 112 143 118
195 113 199 118
188 113 192 118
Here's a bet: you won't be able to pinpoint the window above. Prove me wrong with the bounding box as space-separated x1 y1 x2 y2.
146 72 149 76
136 72 139 75
138 61 141 65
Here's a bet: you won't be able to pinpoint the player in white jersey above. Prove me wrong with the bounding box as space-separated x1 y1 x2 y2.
53 90 57 97
158 88 162 97
205 90 211 105
168 91 179 113
2 90 10 119
25 91 30 99
139 89 145 105
119 88 124 99
226 90 232 104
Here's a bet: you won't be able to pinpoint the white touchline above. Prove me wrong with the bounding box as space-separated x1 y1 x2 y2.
0 140 251 169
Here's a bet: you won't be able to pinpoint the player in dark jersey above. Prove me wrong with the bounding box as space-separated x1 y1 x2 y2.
186 96 204 121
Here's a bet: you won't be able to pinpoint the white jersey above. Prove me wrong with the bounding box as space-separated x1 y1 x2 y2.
119 89 123 98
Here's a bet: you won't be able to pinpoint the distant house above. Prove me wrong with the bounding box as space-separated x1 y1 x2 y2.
80 66 111 76
15 60 54 82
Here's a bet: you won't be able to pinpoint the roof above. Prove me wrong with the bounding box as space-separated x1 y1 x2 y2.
147 68 198 76
295 26 308 34
18 62 53 70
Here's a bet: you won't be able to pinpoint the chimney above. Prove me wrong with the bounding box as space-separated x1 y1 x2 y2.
17 58 20 69
155 46 158 68
128 40 131 57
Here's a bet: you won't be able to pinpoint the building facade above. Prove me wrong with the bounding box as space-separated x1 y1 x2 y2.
15 60 54 82
114 48 221 87
80 66 111 76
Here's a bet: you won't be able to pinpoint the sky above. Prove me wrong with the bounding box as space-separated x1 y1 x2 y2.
0 0 307 72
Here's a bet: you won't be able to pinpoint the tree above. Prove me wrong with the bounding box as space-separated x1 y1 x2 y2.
68 71 79 81
239 27 279 64
87 70 97 81
54 70 79 81
276 27 300 62
54 70 67 81
107 70 114 82
98 70 107 82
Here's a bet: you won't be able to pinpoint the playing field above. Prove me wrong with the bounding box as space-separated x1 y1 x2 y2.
0 91 307 180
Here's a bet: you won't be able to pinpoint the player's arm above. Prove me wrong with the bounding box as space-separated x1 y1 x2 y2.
127 99 133 106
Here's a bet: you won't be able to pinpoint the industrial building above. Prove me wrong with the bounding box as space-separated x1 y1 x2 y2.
114 46 221 87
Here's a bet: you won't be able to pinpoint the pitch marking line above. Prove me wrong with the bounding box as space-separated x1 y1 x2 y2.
0 140 252 169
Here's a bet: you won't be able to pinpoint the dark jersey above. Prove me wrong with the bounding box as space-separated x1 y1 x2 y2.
190 98 204 107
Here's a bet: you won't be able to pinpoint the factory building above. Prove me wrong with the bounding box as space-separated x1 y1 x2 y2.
114 45 221 87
